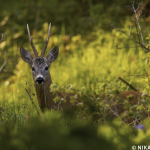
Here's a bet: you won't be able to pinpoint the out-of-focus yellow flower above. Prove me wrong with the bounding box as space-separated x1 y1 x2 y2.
0 41 6 49
4 81 9 86
1 16 9 26
72 35 81 42
13 32 21 39
53 37 58 44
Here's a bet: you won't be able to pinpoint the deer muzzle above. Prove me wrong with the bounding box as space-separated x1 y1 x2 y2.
36 77 45 85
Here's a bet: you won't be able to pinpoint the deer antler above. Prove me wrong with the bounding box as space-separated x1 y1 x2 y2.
41 23 51 57
27 24 39 57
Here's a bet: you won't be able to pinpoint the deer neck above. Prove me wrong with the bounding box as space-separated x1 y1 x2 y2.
34 72 54 112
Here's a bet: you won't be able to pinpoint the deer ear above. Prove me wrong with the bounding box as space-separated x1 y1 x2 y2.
46 46 59 66
20 47 33 67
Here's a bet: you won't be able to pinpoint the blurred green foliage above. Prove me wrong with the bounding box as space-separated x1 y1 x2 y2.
1 111 150 150
1 0 150 149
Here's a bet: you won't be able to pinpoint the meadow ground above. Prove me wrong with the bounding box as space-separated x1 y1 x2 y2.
1 1 150 149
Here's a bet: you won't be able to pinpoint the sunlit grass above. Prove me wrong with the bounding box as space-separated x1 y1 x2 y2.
1 21 150 111
1 20 150 148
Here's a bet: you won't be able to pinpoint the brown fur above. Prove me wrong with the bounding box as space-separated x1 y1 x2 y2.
33 71 76 112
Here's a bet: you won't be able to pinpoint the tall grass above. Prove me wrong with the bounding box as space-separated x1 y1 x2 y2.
0 20 150 148
1 21 150 113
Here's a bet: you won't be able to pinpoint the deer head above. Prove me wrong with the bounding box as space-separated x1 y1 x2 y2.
20 23 59 85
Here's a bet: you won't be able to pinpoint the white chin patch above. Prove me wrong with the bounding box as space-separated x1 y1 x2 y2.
36 82 44 85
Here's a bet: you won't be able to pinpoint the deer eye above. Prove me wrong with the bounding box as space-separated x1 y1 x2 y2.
32 67 35 71
45 67 49 71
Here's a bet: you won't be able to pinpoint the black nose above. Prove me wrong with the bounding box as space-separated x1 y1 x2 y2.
36 77 44 84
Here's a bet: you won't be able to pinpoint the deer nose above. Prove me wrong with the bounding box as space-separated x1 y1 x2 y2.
36 77 44 85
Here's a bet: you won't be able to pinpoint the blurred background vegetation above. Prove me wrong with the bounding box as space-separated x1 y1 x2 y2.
1 0 150 149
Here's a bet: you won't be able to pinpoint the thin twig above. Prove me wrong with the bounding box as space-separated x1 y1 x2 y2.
25 88 40 116
109 107 126 125
0 33 5 43
132 2 145 46
116 45 141 49
0 51 7 72
128 118 141 125
118 76 138 91
110 22 150 52
134 18 141 43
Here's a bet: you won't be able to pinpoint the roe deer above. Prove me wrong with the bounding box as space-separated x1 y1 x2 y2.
20 23 75 112
20 23 148 123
